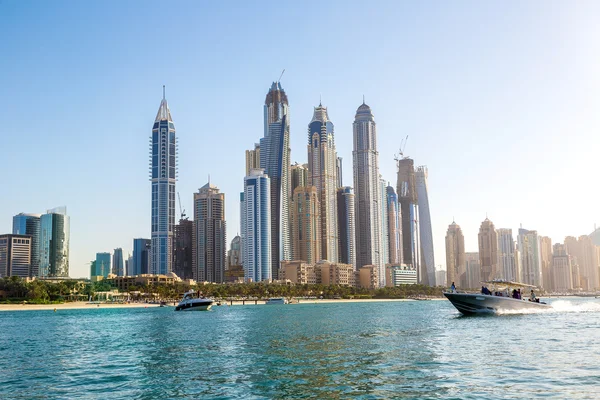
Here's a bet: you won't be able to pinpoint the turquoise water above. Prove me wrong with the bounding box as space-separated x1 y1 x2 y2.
1 298 599 399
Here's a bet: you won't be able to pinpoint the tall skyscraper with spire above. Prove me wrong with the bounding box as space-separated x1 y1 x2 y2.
308 102 338 263
352 101 385 286
415 166 435 286
260 82 291 279
150 87 176 275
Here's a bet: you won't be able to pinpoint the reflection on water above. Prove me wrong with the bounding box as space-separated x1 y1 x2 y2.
0 298 599 399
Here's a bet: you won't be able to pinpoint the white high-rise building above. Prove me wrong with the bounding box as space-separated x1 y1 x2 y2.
497 228 517 281
385 186 402 264
308 103 338 263
415 166 435 286
518 228 542 286
352 101 385 286
241 169 272 282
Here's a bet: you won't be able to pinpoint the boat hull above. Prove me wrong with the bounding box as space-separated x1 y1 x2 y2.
444 292 552 315
175 300 213 311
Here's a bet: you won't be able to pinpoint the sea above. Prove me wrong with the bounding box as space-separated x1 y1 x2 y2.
1 298 599 399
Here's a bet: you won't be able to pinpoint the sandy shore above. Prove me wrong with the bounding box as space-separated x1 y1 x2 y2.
226 298 445 306
0 302 161 312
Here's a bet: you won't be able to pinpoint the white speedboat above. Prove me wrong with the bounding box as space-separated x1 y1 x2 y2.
175 290 213 311
444 281 552 315
265 297 287 305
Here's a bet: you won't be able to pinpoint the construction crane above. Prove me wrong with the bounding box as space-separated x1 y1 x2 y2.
177 192 186 220
394 135 409 162
277 69 285 84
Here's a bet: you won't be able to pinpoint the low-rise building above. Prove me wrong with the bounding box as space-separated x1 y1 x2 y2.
385 264 417 286
106 272 190 292
279 260 316 284
358 265 379 289
224 264 245 283
316 261 355 286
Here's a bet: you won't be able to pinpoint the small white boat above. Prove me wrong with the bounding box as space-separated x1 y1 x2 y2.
175 290 213 311
265 297 288 305
444 280 552 315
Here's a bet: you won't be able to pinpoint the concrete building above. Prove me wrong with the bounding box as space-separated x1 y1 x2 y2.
132 238 151 275
12 213 41 277
112 248 124 276
386 186 402 265
173 218 194 280
415 166 435 286
308 102 339 264
396 158 419 274
540 236 553 290
564 236 599 291
497 228 517 281
518 228 542 287
379 178 389 275
358 265 379 289
385 264 417 286
316 261 355 286
465 252 481 289
245 143 260 176
445 221 466 288
0 234 32 278
194 182 226 283
94 252 111 278
224 265 244 283
260 81 291 279
107 273 185 292
353 101 384 286
435 269 447 287
478 218 498 282
39 207 70 277
150 87 176 275
337 186 356 269
552 243 572 292
279 260 316 284
290 162 308 195
291 186 321 265
241 169 271 282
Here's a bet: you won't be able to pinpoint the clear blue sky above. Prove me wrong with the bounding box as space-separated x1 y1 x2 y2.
1 0 599 278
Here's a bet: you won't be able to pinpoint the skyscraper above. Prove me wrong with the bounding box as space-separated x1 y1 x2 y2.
126 254 133 276
227 235 241 269
445 221 466 288
396 158 419 272
540 236 553 290
132 238 151 275
465 252 481 289
245 143 260 176
39 207 70 277
291 186 321 265
150 87 176 275
497 228 517 281
564 235 599 291
173 218 194 280
12 213 41 277
241 169 271 282
112 248 124 276
260 82 291 279
95 252 111 278
385 186 402 264
518 228 541 286
337 186 356 269
194 182 226 283
353 101 385 286
415 166 435 286
379 177 389 268
0 234 32 278
336 157 343 187
308 102 338 263
478 218 498 282
552 243 572 292
290 162 308 195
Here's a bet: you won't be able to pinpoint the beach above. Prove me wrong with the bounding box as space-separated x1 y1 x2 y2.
0 302 161 312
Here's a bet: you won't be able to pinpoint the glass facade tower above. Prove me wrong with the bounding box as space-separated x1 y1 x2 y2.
39 207 70 277
150 87 177 275
12 213 41 277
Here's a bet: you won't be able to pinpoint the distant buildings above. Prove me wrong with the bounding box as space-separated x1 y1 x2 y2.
358 265 379 289
415 166 435 286
194 183 226 283
150 87 176 275
245 143 260 176
112 248 124 276
307 103 338 263
290 186 321 265
445 221 466 288
316 261 355 286
465 252 481 289
227 235 241 270
497 228 517 281
173 218 193 280
540 236 553 290
290 162 308 195
478 218 498 282
0 234 32 278
385 186 402 265
94 252 111 278
260 82 291 279
353 101 385 286
279 260 316 285
518 228 541 287
12 213 41 277
385 264 417 286
241 169 271 282
39 207 70 277
564 235 599 291
132 238 151 276
552 243 572 292
396 158 419 276
337 187 356 269
435 269 447 287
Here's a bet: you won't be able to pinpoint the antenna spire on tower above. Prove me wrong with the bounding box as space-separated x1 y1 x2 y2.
163 85 166 100
362 94 365 104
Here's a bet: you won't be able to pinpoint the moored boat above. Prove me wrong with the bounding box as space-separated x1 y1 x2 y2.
175 290 213 311
444 281 552 315
265 297 288 305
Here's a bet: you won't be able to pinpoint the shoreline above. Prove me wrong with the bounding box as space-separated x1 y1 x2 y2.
0 302 161 312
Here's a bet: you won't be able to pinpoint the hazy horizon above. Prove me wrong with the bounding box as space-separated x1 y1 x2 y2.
2 0 599 278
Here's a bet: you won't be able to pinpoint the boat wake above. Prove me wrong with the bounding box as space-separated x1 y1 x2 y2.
497 300 600 315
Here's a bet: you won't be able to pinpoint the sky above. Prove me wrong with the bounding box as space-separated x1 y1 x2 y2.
1 0 599 279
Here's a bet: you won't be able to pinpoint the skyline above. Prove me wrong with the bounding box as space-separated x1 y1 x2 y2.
2 1 600 278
